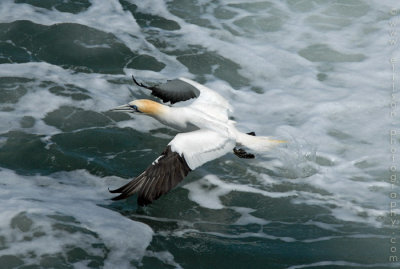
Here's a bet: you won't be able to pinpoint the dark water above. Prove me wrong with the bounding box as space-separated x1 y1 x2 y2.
0 0 398 268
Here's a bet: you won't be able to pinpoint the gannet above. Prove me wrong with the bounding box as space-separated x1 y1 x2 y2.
109 76 284 206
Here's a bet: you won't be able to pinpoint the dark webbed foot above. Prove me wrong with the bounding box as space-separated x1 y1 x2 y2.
234 132 256 159
233 147 255 159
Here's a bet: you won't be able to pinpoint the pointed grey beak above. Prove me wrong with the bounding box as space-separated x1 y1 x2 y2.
109 104 134 112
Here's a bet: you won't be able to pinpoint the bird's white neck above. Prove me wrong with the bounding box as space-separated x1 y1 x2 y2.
151 106 194 131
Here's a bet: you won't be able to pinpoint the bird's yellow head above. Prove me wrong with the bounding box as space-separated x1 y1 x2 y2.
111 99 164 116
129 99 164 115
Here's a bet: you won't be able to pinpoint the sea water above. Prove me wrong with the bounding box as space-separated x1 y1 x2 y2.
0 0 398 268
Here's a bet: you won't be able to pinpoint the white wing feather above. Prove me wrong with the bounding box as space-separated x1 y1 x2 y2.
169 129 235 170
178 78 233 121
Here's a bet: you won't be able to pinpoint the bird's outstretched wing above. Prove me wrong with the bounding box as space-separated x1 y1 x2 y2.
132 75 233 121
109 145 191 206
109 130 235 206
132 75 200 104
180 77 233 122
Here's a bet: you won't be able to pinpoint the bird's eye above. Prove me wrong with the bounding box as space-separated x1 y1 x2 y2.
130 104 140 112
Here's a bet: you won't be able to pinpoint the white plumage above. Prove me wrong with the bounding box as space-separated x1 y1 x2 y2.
179 77 233 121
109 76 284 206
169 129 236 170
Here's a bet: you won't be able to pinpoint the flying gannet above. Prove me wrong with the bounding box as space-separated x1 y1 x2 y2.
109 76 284 206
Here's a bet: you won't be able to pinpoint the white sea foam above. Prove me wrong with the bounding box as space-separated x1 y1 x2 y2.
0 0 392 227
183 174 297 210
0 168 153 267
174 228 296 243
0 0 397 266
144 251 183 269
232 207 270 226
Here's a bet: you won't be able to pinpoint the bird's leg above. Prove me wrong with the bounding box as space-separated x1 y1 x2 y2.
233 147 255 159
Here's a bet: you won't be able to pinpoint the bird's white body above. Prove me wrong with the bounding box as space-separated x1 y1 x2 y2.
140 78 278 170
154 78 233 132
110 77 284 205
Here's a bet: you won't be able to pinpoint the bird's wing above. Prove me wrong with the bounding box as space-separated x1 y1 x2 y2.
109 129 235 206
132 76 233 121
178 78 233 122
109 145 191 206
169 129 235 170
132 75 200 104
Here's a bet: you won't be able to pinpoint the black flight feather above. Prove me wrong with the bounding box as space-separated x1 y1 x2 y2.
109 145 191 206
132 75 200 104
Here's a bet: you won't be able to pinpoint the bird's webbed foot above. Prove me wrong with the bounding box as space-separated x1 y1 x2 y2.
233 147 255 159
233 131 256 159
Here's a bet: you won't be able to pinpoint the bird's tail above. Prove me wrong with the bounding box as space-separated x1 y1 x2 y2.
236 131 286 152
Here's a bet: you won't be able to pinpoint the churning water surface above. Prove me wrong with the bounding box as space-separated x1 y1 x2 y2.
0 0 398 268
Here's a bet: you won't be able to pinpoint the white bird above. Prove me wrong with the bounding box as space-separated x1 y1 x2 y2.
109 76 284 206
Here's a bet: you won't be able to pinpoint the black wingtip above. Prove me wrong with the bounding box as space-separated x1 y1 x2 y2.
131 74 152 90
111 193 127 201
131 74 140 86
108 145 192 206
108 187 122 194
110 192 151 206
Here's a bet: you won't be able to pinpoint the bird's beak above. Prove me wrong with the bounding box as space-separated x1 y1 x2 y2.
109 104 134 113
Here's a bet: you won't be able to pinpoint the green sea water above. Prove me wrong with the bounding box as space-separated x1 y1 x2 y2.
0 0 398 268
